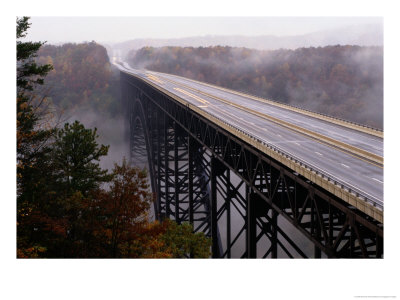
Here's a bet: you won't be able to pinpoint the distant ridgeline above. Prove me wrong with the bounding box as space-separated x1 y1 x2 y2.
127 45 383 129
37 42 121 117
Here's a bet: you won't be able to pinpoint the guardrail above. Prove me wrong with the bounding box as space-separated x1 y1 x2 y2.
235 88 383 133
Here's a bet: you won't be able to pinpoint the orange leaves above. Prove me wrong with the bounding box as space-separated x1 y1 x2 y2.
17 246 47 258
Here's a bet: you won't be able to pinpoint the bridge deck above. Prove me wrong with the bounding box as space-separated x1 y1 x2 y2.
116 62 383 220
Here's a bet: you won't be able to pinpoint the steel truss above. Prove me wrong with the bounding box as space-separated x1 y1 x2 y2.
121 72 383 258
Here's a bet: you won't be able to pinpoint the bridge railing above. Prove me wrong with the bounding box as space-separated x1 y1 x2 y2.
235 88 383 133
198 105 383 211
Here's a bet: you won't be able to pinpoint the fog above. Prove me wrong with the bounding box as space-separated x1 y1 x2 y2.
63 108 129 172
25 16 382 46
129 45 383 128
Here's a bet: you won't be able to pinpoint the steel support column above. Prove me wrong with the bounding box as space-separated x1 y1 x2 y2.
247 191 257 258
211 156 219 258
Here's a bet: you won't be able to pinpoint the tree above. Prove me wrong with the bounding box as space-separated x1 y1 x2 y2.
17 16 54 257
158 219 211 258
117 219 211 258
16 18 211 258
17 16 54 190
93 158 153 257
50 121 111 197
17 17 53 93
84 159 211 258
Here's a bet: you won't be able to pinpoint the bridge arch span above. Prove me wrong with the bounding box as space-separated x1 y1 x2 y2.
120 71 383 258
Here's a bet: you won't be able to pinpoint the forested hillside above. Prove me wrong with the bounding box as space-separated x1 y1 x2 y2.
37 42 121 116
36 42 126 171
128 45 383 128
18 17 211 258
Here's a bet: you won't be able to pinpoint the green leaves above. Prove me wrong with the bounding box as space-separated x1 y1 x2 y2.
160 219 211 258
51 121 111 197
16 16 29 39
17 17 53 93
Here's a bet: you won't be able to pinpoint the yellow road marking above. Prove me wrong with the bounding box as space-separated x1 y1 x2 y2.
146 74 164 84
173 87 209 104
163 73 383 138
194 87 383 165
213 99 383 169
161 75 383 168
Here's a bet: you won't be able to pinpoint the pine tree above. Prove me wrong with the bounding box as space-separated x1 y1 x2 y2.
17 16 54 257
50 121 111 197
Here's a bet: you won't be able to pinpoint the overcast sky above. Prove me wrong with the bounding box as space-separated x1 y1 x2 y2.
25 16 382 44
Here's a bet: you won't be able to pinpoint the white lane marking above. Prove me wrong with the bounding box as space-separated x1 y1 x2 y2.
294 142 300 146
276 134 282 137
263 128 269 132
341 163 350 168
372 178 383 184
315 152 323 156
249 122 255 125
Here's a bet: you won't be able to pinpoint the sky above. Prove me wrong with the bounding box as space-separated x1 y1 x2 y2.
25 16 383 44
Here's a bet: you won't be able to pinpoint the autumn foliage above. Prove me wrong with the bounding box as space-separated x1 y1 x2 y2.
17 17 211 258
128 45 383 128
36 42 121 116
17 123 211 258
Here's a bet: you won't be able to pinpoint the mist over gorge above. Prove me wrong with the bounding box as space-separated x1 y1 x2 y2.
109 23 382 58
127 44 383 129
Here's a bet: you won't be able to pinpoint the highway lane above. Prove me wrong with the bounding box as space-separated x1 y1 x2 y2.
171 84 383 205
117 63 383 209
151 71 384 157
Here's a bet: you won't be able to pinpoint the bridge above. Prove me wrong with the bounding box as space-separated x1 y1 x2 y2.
116 61 383 258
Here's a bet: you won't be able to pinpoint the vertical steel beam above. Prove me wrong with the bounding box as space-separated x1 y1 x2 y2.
226 170 231 258
314 231 322 258
174 121 180 224
329 204 333 249
188 135 194 225
247 190 257 258
271 209 278 258
211 156 219 258
156 109 162 220
164 112 170 219
376 231 383 258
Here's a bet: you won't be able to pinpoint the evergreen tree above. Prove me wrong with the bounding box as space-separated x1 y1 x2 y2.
17 17 54 257
17 16 54 196
50 121 111 198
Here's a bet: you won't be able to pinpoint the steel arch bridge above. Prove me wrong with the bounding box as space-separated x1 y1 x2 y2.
121 71 383 258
